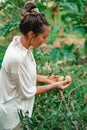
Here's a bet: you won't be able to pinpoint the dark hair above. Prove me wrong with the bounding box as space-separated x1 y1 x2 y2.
19 1 50 36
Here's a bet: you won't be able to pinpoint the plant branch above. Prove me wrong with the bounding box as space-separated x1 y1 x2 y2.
69 83 87 96
58 89 66 103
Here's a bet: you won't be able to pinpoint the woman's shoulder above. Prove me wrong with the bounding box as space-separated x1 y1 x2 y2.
4 46 21 62
1 45 23 71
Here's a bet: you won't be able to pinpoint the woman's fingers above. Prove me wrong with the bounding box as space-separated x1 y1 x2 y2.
49 75 58 80
56 80 71 89
48 75 59 83
59 82 71 90
59 79 71 85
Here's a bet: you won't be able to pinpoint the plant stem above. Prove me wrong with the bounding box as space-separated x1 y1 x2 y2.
58 89 66 103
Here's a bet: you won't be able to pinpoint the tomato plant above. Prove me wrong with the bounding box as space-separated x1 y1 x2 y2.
31 64 87 130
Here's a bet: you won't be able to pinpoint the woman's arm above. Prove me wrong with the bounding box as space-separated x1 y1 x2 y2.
37 74 48 82
36 80 71 95
37 74 58 84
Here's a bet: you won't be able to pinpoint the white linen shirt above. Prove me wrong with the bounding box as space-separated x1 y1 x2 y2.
0 36 37 130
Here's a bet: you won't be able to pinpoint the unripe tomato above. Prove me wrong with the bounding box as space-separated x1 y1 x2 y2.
65 75 72 82
58 76 65 81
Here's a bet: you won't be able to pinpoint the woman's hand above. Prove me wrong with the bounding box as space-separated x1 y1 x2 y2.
37 74 59 83
36 79 71 95
46 75 59 84
54 80 71 90
45 76 71 90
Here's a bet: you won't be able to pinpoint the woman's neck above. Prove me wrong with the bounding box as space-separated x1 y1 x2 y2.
20 35 31 49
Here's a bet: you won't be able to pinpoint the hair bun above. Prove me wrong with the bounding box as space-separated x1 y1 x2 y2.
24 1 37 13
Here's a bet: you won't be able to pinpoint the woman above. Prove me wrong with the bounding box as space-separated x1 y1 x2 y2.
0 1 71 130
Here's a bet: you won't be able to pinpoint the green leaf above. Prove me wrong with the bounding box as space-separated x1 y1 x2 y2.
0 20 19 36
84 39 87 55
60 2 79 13
63 43 75 52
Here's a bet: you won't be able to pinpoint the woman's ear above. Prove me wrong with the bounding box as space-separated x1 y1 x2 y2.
27 31 35 38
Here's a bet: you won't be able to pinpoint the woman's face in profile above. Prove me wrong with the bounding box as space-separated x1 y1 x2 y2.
30 25 51 48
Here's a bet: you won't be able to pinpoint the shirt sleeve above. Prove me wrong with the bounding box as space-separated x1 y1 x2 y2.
11 58 37 100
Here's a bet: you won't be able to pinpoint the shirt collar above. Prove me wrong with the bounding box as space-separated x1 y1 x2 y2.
13 36 31 57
